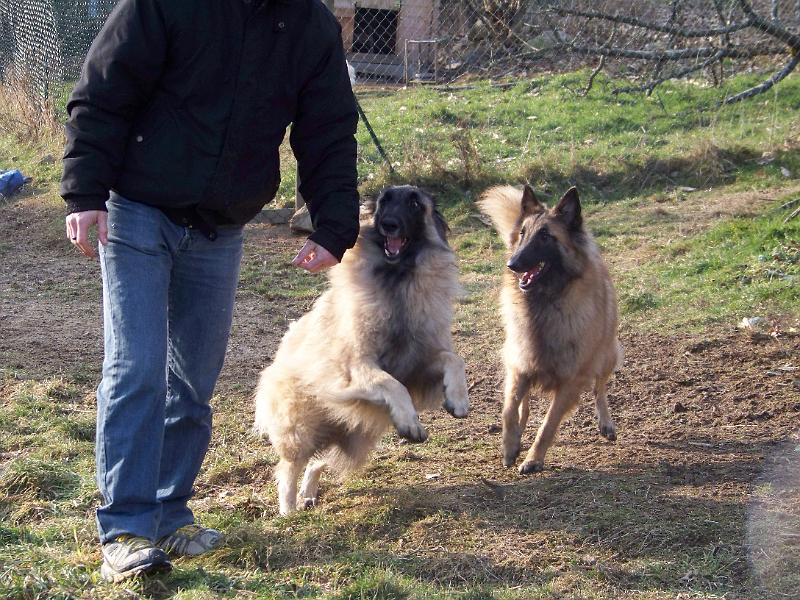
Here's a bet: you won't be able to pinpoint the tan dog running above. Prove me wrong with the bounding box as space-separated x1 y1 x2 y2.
478 185 623 474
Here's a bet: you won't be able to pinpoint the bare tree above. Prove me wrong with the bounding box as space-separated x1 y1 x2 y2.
469 0 800 103
540 0 800 103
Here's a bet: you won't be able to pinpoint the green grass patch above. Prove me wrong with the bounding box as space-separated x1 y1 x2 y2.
238 255 327 301
355 72 800 207
6 70 799 213
619 198 800 330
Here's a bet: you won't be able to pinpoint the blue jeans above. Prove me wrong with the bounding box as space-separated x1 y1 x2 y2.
96 194 243 543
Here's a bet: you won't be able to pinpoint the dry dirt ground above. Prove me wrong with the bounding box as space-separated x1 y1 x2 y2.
1 188 799 598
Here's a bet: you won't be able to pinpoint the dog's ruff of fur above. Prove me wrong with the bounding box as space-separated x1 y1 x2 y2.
478 185 623 475
254 186 469 514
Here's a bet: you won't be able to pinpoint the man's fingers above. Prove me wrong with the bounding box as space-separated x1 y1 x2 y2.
301 251 337 273
291 241 315 267
97 212 109 246
66 210 106 258
292 240 338 272
301 254 325 273
75 219 96 258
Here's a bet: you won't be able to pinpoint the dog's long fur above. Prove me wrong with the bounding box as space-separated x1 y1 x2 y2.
478 185 623 474
254 186 469 514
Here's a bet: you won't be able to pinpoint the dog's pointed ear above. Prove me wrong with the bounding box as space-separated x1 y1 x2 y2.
521 185 546 216
555 187 582 230
432 207 450 244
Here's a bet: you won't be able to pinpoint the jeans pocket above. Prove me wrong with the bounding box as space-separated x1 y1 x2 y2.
106 194 172 255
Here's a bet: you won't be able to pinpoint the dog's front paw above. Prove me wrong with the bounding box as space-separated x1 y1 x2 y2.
444 396 469 419
395 419 428 444
519 460 544 475
502 440 520 467
502 451 519 468
599 423 617 442
600 425 617 442
442 366 469 419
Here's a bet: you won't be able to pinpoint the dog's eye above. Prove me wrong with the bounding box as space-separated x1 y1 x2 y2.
519 227 526 237
539 228 551 241
410 198 421 210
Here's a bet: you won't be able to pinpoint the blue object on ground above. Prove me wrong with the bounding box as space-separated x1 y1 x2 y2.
0 169 26 197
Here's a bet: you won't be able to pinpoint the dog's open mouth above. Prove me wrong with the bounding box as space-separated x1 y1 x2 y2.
518 262 546 291
384 235 408 259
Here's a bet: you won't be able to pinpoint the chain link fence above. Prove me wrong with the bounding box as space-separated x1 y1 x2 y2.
1 1 799 109
0 0 114 104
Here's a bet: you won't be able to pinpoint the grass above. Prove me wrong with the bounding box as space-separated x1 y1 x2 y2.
354 72 800 207
1 70 799 598
617 196 800 330
238 255 327 302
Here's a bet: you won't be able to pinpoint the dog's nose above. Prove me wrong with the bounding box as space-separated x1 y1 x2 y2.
381 217 400 235
507 257 523 272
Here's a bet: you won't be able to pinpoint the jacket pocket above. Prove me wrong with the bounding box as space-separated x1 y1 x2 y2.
118 106 213 205
130 99 171 149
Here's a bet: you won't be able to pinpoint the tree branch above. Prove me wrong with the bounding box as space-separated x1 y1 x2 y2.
736 0 800 49
723 52 800 104
538 3 752 38
561 42 784 62
612 52 725 95
577 56 606 97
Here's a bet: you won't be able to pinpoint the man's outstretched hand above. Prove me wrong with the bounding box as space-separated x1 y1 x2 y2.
291 240 338 273
66 210 108 259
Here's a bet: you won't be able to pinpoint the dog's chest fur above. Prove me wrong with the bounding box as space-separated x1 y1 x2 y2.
503 272 588 388
365 250 456 383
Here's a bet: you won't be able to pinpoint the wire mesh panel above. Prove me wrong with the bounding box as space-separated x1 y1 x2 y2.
1 1 800 107
0 0 62 101
336 0 522 83
0 0 117 108
517 0 800 103
335 0 800 95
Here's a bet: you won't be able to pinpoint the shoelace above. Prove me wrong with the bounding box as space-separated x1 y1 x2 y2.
172 524 204 537
158 524 207 555
113 535 154 552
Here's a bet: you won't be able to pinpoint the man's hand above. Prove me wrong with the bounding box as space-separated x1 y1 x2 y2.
66 210 108 259
291 240 338 273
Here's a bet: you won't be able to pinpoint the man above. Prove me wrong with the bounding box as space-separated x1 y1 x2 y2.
61 0 359 582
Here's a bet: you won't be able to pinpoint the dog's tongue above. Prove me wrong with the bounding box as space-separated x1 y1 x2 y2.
525 264 543 280
520 263 544 287
386 235 404 255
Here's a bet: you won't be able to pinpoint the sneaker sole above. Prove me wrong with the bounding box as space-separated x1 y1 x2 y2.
101 559 172 583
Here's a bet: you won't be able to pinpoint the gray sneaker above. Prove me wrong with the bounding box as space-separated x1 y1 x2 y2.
156 524 224 557
100 535 172 583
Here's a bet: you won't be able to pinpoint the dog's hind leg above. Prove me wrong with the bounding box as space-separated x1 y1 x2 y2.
518 393 531 431
502 369 532 468
438 351 469 418
276 457 308 516
594 375 617 441
299 458 327 509
519 380 581 475
331 430 380 474
300 430 379 509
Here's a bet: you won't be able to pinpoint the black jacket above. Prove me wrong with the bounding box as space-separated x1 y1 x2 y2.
60 0 359 259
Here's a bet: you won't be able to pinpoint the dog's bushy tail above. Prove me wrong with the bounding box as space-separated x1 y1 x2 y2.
477 186 523 248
